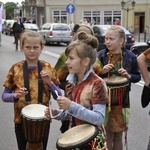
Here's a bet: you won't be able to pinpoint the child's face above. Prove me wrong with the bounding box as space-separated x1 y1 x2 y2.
21 37 44 62
105 30 123 52
66 49 87 76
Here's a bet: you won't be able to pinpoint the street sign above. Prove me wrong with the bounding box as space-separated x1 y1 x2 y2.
66 3 75 14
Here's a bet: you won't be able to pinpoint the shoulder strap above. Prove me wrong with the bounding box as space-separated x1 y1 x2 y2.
23 60 43 103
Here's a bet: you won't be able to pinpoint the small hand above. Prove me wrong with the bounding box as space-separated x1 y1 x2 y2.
14 87 28 99
118 68 131 79
101 64 114 74
40 70 52 86
57 96 71 110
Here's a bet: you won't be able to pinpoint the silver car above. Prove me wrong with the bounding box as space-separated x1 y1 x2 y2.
39 23 73 45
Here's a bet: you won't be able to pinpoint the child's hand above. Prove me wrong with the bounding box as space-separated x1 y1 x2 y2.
45 107 58 119
118 68 131 79
45 107 50 119
14 87 28 99
101 64 114 74
57 96 71 110
40 70 52 86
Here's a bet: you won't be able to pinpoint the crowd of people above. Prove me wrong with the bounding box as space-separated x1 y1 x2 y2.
1 19 150 150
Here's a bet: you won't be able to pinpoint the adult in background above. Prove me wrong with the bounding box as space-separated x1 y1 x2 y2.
12 16 25 51
98 25 141 150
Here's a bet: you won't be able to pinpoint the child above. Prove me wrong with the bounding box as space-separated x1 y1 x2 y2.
98 25 141 150
45 31 108 150
1 30 61 150
54 24 102 133
55 24 102 90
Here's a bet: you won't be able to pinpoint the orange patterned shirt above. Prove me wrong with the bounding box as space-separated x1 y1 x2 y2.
3 60 60 123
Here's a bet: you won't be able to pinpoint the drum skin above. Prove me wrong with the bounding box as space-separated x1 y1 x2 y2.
103 76 128 86
56 124 99 150
21 104 49 149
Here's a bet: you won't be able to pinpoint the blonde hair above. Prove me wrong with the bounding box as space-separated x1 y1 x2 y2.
20 30 43 46
107 25 126 46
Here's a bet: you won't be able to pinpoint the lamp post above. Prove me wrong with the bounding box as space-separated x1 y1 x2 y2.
121 0 136 30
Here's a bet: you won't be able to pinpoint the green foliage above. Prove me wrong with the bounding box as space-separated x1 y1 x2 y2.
5 2 16 19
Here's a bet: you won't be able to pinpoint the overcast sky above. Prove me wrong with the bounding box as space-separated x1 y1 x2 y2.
0 0 25 5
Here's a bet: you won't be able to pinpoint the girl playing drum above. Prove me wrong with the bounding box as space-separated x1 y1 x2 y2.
98 25 141 150
45 31 108 150
1 30 62 150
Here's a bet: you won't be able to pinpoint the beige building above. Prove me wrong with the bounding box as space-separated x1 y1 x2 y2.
25 0 150 34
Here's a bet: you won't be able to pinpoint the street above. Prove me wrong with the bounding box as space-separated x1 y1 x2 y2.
0 33 150 150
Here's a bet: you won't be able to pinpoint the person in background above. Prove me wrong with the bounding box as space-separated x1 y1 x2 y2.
98 25 141 150
68 20 74 30
115 18 121 26
12 16 25 51
45 31 108 150
1 30 61 150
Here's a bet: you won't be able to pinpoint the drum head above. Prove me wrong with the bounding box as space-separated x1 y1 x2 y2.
56 124 98 149
104 76 129 86
21 104 47 119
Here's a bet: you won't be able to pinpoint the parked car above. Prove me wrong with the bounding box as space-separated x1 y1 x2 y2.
92 25 135 51
130 40 150 68
3 20 15 35
23 23 39 32
38 23 73 45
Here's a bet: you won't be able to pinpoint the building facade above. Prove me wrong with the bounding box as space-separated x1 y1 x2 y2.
25 0 150 34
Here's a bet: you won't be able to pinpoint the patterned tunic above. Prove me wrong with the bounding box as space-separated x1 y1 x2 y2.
3 60 60 124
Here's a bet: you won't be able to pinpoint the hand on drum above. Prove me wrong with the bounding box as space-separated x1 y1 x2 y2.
101 63 114 74
40 70 52 87
14 87 28 99
118 68 131 79
45 107 57 119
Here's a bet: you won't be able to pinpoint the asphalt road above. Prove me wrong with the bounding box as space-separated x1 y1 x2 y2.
0 33 150 150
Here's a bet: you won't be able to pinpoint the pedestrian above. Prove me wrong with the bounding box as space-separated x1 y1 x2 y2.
98 25 141 150
114 18 121 26
45 31 108 150
12 16 25 51
54 24 102 133
1 30 62 150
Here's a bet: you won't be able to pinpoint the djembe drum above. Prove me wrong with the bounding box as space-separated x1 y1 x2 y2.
103 76 129 107
21 104 49 150
56 124 99 150
104 76 129 132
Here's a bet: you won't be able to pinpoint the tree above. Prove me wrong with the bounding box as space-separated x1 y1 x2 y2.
5 2 16 19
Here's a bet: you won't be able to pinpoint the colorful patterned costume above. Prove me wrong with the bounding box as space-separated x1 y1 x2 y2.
57 71 108 150
3 60 60 124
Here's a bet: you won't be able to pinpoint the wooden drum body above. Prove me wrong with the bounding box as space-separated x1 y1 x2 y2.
104 76 129 106
21 104 49 150
56 124 99 150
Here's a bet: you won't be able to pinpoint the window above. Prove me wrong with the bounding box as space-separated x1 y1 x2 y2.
83 11 100 25
53 11 67 23
104 10 121 25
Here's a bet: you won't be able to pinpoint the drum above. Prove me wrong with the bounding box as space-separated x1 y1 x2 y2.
103 76 129 107
21 104 49 150
56 124 99 150
104 76 129 132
